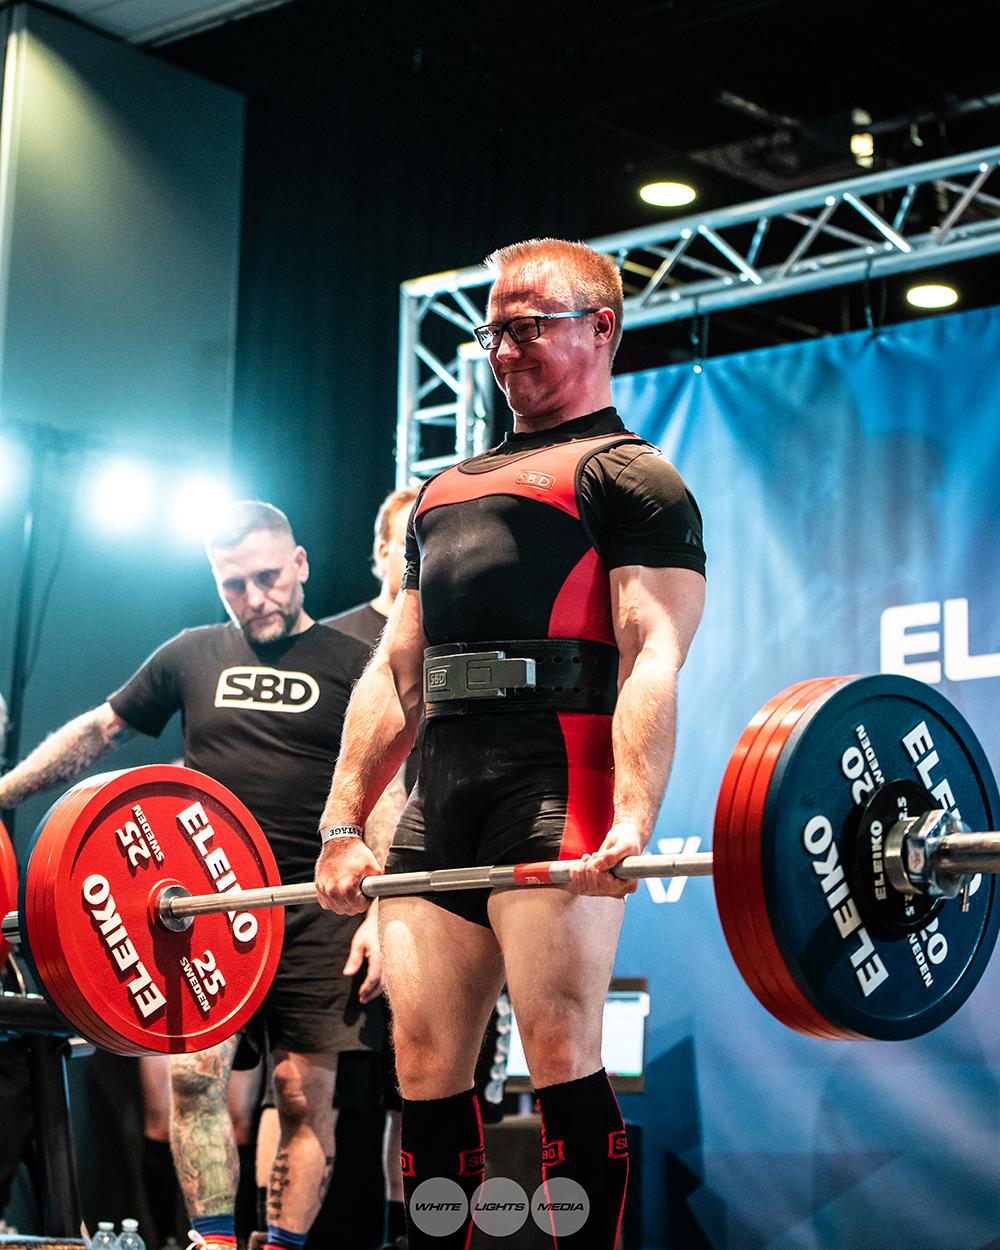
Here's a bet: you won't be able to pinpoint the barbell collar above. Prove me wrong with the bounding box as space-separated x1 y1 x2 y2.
1 912 18 946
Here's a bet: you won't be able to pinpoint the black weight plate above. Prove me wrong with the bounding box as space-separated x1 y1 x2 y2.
760 674 1000 1040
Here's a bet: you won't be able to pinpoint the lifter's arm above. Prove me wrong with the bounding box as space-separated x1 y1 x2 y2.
315 588 426 914
570 565 705 896
0 702 137 809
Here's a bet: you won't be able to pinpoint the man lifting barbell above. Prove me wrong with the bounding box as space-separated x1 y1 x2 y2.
314 237 707 1250
0 502 406 1250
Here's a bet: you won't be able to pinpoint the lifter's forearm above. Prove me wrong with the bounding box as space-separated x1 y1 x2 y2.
610 650 679 845
0 704 131 808
363 768 408 868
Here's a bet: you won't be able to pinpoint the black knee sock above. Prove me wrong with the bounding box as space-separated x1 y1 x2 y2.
534 1069 629 1249
400 1089 484 1249
384 1199 406 1242
142 1136 181 1247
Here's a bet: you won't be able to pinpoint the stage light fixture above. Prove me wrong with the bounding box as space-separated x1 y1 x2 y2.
639 181 697 208
170 472 234 543
906 283 959 310
850 108 874 168
86 458 155 532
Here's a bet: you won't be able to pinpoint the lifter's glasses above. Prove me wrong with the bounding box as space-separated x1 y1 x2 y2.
473 308 597 350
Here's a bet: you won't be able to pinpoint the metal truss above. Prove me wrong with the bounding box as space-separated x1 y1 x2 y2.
397 144 1000 485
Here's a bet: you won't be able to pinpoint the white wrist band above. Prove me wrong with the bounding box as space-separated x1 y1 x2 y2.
319 824 364 845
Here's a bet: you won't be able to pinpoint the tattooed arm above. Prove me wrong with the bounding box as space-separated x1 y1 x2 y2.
0 702 137 809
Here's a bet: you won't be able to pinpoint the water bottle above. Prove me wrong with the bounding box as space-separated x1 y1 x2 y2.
115 1219 146 1250
90 1223 117 1250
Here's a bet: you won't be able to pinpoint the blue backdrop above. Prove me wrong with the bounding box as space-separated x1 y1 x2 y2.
612 304 1000 1249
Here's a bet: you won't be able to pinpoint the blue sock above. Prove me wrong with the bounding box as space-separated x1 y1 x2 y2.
265 1227 308 1250
191 1215 236 1246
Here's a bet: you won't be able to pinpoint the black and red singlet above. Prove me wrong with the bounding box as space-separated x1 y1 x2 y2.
388 407 705 925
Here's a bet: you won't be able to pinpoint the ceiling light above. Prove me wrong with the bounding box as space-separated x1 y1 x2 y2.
639 181 697 208
906 283 959 310
850 107 874 168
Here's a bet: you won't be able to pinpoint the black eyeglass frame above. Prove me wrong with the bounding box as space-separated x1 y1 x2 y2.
473 308 598 350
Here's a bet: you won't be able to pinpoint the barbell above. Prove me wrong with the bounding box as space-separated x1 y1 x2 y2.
2 673 998 1053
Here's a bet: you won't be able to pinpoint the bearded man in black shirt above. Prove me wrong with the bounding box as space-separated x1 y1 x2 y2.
0 501 402 1250
316 239 706 1249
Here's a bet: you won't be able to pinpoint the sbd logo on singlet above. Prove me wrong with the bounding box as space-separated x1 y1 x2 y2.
215 667 320 713
513 470 555 491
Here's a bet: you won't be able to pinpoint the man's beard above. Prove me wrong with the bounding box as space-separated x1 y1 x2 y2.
241 607 298 645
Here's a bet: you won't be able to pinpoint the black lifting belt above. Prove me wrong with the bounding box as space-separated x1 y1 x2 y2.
422 639 619 717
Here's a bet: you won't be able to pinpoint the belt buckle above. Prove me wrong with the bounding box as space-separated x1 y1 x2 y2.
424 650 537 701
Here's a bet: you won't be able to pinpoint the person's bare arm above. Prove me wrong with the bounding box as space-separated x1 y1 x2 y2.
0 702 137 809
570 565 705 896
315 589 426 913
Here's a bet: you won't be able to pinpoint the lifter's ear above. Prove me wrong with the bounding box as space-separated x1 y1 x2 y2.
593 308 615 346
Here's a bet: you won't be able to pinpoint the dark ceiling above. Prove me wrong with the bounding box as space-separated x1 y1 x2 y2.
161 0 1000 360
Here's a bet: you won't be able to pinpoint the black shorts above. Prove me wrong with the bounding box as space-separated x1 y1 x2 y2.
235 902 384 1067
385 710 613 927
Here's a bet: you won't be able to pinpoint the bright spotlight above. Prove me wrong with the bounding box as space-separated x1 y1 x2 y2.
906 283 959 310
86 458 155 532
639 181 697 208
170 472 235 543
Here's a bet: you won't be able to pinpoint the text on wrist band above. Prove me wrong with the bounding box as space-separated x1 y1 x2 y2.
319 824 364 844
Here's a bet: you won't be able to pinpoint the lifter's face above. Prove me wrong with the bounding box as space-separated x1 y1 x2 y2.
487 264 608 430
209 528 310 644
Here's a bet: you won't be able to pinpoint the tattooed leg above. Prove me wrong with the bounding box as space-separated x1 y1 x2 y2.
267 1050 338 1233
169 1036 240 1217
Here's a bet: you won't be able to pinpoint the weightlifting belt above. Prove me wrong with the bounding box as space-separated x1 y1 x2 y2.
423 639 618 717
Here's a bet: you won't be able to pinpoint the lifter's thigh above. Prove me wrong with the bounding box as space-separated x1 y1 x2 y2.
380 896 505 1100
489 888 624 1088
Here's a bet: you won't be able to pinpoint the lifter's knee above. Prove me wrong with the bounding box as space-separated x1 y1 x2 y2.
391 1023 478 1100
517 999 599 1087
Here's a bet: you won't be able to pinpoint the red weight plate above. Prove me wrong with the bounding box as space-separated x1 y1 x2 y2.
730 680 855 1040
0 817 17 966
34 767 282 1054
741 678 860 1037
735 680 860 1040
715 679 846 1036
714 679 822 1003
715 680 839 1031
25 766 283 1055
721 678 850 1038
